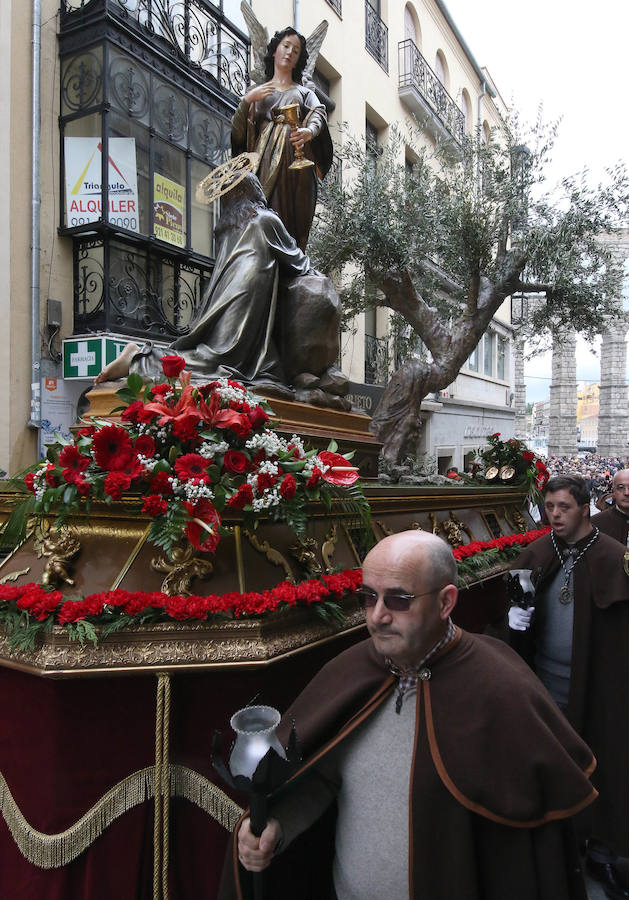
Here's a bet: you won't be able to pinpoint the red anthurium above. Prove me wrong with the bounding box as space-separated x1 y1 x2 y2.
317 451 360 485
184 498 220 553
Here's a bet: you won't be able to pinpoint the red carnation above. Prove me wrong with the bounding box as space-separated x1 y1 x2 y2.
24 472 37 494
228 483 254 510
77 425 96 438
121 401 145 424
223 450 248 474
59 445 90 473
150 383 172 397
150 472 173 495
256 472 276 492
522 450 535 462
184 498 220 553
142 494 168 517
45 465 60 488
161 355 186 378
92 425 134 471
279 474 297 500
227 414 252 439
62 469 91 497
175 453 210 484
104 471 132 500
173 414 200 443
306 466 322 489
318 451 359 485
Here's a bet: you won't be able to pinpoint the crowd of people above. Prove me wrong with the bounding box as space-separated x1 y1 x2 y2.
543 453 629 506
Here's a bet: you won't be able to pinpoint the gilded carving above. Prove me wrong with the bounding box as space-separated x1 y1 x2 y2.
375 520 394 538
0 568 31 585
288 537 322 578
428 512 439 535
503 505 527 533
151 544 214 596
243 530 295 583
34 527 81 587
439 512 473 548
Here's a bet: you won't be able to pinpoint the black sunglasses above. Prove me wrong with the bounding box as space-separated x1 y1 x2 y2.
355 586 444 611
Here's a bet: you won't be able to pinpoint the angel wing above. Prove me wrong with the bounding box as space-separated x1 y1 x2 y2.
303 20 329 82
240 1 268 84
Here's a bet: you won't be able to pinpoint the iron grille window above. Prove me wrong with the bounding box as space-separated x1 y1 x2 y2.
325 0 342 17
59 0 248 342
365 334 389 386
365 1 388 72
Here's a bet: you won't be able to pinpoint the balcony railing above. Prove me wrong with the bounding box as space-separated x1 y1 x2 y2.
61 0 250 97
365 334 389 386
325 0 342 17
365 2 388 72
398 39 465 145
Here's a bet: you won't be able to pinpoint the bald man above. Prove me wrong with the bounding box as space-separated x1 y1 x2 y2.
592 468 629 546
220 531 596 900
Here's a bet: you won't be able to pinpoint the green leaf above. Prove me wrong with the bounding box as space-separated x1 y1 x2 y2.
126 372 144 396
326 439 338 453
63 485 75 506
0 495 36 547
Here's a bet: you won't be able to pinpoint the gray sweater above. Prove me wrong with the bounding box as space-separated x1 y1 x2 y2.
271 688 416 900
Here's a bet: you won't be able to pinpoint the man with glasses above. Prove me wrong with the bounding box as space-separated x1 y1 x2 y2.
221 530 596 900
592 468 629 546
511 474 629 899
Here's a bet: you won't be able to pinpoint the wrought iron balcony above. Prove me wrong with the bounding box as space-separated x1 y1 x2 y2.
398 39 465 146
365 334 389 386
365 2 388 72
61 0 250 97
325 0 342 17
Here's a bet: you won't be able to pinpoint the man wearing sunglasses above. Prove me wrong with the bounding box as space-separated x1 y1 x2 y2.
221 530 596 900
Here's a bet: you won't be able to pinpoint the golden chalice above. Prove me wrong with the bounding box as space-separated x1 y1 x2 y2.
278 103 315 171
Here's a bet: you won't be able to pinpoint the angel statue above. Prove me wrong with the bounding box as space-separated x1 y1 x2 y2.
232 4 333 251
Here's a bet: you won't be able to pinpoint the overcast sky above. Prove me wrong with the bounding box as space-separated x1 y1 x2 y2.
443 0 629 402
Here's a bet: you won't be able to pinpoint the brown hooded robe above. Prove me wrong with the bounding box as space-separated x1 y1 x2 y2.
514 528 629 854
219 630 596 900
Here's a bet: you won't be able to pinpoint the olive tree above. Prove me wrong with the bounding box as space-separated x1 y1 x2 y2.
308 120 629 463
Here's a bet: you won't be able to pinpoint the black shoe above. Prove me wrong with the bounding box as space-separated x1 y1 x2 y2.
586 859 629 899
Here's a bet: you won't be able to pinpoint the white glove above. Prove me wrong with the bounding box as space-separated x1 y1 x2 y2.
509 605 534 631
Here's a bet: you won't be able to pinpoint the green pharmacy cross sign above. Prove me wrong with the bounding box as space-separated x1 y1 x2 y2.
63 337 129 380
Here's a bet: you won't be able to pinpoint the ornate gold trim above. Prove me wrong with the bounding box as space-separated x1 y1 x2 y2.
289 538 322 578
0 765 242 870
243 530 295 584
321 523 338 573
34 527 82 588
0 568 31 585
151 545 214 596
233 526 246 593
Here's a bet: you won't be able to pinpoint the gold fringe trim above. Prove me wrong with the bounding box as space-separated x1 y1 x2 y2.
0 766 242 869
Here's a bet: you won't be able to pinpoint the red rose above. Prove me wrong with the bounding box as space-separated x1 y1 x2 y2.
104 471 132 500
77 425 96 438
228 484 254 510
134 434 156 458
490 432 501 438
141 494 168 517
161 355 186 378
522 450 535 462
447 470 461 480
248 406 269 429
24 472 37 493
92 425 134 471
175 453 210 484
279 474 297 500
227 414 252 439
223 450 248 474
317 451 359 485
121 401 146 424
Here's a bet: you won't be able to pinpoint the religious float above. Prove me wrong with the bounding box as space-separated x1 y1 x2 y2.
0 8 551 898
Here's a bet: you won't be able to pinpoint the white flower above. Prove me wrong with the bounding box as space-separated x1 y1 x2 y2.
183 482 214 501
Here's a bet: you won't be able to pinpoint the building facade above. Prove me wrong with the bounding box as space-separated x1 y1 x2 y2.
2 0 514 475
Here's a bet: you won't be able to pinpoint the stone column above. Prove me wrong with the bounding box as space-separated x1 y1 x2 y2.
513 339 527 439
548 331 577 455
598 325 628 456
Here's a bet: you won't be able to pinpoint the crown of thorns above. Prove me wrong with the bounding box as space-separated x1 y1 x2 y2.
195 153 260 205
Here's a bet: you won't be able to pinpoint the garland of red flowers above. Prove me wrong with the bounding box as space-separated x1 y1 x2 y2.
0 569 363 628
452 526 551 560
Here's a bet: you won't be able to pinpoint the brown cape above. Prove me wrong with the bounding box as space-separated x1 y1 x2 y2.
514 528 629 853
592 505 629 546
220 630 596 900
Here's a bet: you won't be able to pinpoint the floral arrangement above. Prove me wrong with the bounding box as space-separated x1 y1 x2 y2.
454 525 551 584
0 569 363 652
447 433 549 505
6 356 369 559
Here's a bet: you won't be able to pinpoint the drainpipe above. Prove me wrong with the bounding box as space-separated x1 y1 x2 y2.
28 0 42 432
476 79 487 196
293 0 299 31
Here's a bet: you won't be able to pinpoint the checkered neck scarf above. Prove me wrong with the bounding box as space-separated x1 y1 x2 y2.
386 618 457 714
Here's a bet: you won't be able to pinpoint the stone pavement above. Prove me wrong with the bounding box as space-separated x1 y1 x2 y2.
585 857 629 899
